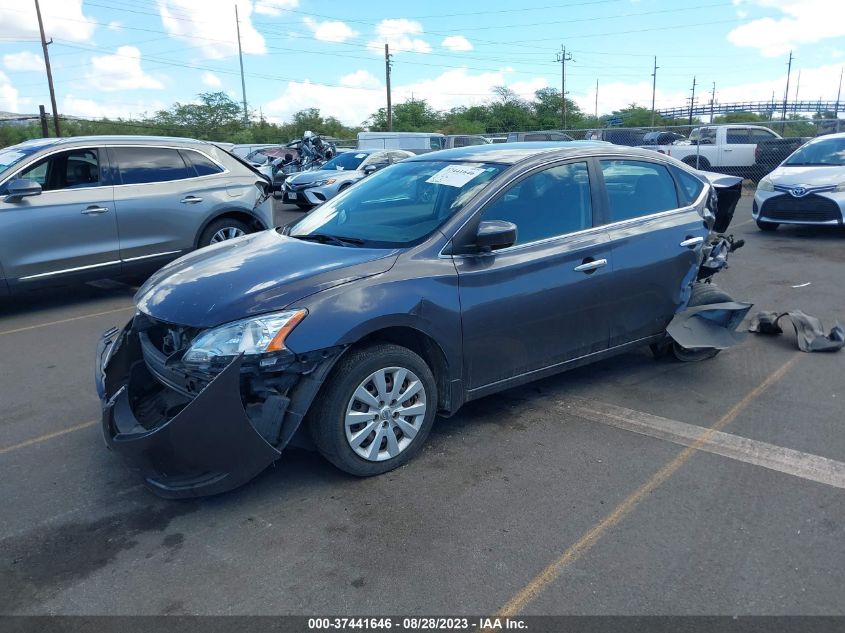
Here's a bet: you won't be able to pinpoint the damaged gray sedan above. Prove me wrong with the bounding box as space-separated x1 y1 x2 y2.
95 143 747 498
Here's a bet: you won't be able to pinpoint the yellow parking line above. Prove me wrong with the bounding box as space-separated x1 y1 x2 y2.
0 420 98 456
0 305 133 336
496 353 801 617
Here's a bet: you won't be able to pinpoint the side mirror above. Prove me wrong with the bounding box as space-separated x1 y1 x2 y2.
363 165 377 175
475 220 517 252
4 179 42 202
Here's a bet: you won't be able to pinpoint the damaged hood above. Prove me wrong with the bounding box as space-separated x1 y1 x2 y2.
135 230 399 328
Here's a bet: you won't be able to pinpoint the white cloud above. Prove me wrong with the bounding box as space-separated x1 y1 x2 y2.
87 46 165 92
0 71 20 112
3 51 44 72
263 67 551 126
254 0 298 16
303 17 358 43
61 94 167 120
367 19 431 54
441 35 473 52
0 0 95 43
728 0 845 57
157 0 266 59
201 71 222 87
340 70 380 89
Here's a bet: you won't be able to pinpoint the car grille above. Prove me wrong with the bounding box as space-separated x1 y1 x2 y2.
760 194 842 223
286 181 314 192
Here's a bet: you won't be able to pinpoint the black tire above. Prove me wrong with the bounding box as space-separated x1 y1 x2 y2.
308 343 438 477
198 218 250 247
671 283 734 362
681 155 710 170
295 202 313 211
756 219 779 232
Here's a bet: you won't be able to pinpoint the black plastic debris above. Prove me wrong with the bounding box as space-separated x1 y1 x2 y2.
749 310 845 353
667 301 753 350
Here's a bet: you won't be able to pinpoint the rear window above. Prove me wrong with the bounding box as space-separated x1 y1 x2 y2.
600 159 679 222
672 166 705 205
112 146 192 185
182 149 224 177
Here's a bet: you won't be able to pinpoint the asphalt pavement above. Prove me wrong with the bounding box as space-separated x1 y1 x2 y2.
1 197 844 615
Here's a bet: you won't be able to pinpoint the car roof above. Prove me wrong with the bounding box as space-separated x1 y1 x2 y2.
13 135 215 149
405 141 655 165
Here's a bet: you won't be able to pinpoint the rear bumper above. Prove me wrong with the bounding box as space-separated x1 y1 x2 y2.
95 324 282 498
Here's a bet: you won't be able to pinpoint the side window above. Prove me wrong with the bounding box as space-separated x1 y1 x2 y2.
726 128 751 144
481 162 592 245
671 166 705 206
452 136 469 148
17 149 101 191
600 159 679 222
112 147 191 185
429 137 443 150
182 149 224 177
524 133 548 141
387 151 409 163
750 128 777 141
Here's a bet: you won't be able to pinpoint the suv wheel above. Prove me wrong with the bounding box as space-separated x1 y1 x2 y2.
309 343 437 476
199 218 250 247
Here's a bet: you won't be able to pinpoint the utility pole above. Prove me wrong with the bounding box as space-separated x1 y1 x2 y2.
781 50 793 131
709 81 716 123
385 44 393 131
688 75 696 126
34 0 60 136
650 56 658 127
556 45 573 129
835 67 843 119
793 69 801 114
594 78 599 123
235 4 248 123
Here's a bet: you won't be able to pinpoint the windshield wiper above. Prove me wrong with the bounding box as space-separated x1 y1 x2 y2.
290 233 365 247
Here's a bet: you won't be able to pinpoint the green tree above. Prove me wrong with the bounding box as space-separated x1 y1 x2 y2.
153 91 245 140
532 87 583 129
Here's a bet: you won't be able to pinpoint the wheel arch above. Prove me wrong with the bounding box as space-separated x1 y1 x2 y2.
351 326 457 416
194 209 267 249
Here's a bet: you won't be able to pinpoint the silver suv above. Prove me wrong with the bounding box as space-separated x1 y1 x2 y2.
0 136 275 295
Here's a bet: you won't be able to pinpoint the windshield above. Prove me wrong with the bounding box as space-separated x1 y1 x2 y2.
0 144 44 177
784 138 845 166
288 160 506 247
322 151 368 171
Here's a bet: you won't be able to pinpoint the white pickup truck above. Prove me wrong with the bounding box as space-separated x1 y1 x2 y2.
649 124 788 180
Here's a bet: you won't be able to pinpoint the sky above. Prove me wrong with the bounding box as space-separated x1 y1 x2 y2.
0 0 843 127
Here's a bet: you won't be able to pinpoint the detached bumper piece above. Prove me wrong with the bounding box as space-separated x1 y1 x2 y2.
96 324 281 498
749 310 844 353
666 301 753 350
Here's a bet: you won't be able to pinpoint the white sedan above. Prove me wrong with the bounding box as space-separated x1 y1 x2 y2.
753 133 845 231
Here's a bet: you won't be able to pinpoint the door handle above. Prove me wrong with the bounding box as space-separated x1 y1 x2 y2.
181 196 203 204
679 236 704 248
81 206 109 215
573 258 608 273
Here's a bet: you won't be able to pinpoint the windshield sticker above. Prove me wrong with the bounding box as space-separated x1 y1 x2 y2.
355 153 366 158
426 164 486 188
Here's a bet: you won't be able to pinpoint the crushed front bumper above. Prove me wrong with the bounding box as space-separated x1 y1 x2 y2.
95 321 333 498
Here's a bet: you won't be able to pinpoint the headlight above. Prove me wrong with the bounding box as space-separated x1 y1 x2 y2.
182 309 307 365
758 176 774 192
311 178 337 187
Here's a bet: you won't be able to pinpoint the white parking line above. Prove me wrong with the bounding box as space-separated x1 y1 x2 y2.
564 397 845 490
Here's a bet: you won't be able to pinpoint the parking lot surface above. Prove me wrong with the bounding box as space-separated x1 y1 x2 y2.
1 197 844 615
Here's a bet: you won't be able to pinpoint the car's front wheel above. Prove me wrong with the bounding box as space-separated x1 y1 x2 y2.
199 218 250 247
309 343 437 476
